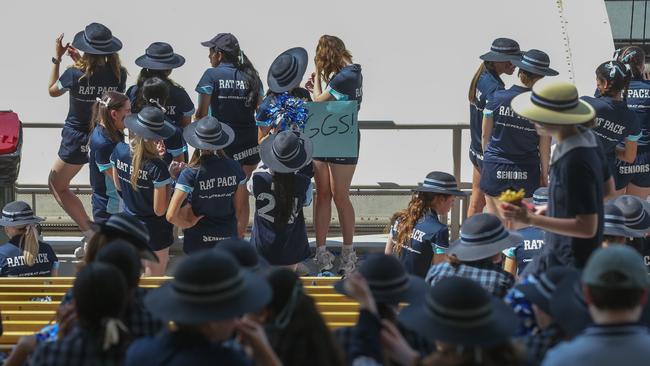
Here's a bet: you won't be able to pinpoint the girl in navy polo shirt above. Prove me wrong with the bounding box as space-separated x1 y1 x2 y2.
583 60 640 191
467 38 521 218
167 117 247 254
616 46 650 198
306 35 363 274
88 91 130 224
249 131 313 269
384 172 465 278
111 107 174 276
47 23 127 236
481 49 557 218
127 42 195 128
0 201 58 277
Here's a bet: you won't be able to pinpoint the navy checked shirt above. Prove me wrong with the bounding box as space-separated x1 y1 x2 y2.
522 324 562 366
127 288 163 339
30 326 124 366
425 261 515 298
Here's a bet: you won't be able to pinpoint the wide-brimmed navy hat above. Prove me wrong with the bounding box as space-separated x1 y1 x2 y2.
516 267 579 315
512 49 559 76
448 213 522 261
145 251 272 324
183 116 235 151
125 106 175 140
603 202 644 238
201 33 240 55
135 42 185 70
215 238 268 273
259 130 313 173
72 23 122 55
479 38 521 62
334 254 426 304
613 195 650 234
268 47 308 93
399 277 518 346
0 201 44 227
414 171 466 196
532 187 548 206
90 213 158 263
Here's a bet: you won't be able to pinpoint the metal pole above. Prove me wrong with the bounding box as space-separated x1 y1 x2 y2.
450 127 462 240
631 0 637 44
644 0 648 44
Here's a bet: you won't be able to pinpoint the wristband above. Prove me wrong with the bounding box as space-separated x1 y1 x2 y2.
51 57 61 65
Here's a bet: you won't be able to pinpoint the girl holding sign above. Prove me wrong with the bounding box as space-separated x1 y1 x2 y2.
47 23 127 237
307 35 363 274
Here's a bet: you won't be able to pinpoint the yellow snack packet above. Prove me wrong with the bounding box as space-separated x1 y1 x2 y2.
498 188 526 204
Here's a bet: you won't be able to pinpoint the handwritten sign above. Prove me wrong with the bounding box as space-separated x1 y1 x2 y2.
304 101 359 158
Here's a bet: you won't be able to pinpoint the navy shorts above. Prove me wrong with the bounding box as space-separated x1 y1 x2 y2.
615 149 650 189
138 215 174 251
480 161 540 198
58 126 89 165
92 209 111 225
226 127 260 166
469 149 483 172
182 218 237 254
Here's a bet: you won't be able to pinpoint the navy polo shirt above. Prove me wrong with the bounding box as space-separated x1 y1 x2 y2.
325 64 363 109
248 167 312 265
626 79 650 150
126 83 195 127
110 142 172 217
56 66 127 131
503 226 545 275
89 125 121 217
546 129 607 269
0 236 58 277
175 156 246 251
583 96 641 159
469 69 505 155
162 125 187 165
484 85 539 164
389 211 449 278
196 62 263 129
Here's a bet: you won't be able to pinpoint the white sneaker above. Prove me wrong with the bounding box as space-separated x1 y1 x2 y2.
314 248 335 271
340 248 358 275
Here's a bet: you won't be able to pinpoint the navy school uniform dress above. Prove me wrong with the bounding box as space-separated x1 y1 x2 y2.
503 226 545 276
469 69 505 171
618 79 650 189
0 236 58 276
196 62 264 166
389 210 449 278
110 142 174 251
175 155 246 253
56 65 127 164
481 85 541 197
314 64 363 165
248 167 312 265
126 83 195 128
582 95 641 183
88 125 122 223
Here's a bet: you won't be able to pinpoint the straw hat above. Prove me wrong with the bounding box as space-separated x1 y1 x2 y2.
511 81 595 125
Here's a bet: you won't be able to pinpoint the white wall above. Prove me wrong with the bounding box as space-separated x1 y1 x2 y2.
3 0 614 185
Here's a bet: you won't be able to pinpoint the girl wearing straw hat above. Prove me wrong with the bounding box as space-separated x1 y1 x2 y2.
47 23 127 236
88 92 131 224
503 81 612 271
249 130 314 269
0 201 58 277
166 116 248 253
481 49 557 218
466 37 521 218
127 42 195 128
110 106 175 276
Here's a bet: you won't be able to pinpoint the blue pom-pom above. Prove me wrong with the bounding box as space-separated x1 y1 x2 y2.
258 93 308 132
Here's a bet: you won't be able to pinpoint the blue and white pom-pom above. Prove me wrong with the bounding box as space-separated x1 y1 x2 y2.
257 92 308 132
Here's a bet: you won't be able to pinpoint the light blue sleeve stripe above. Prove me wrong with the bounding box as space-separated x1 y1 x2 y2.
304 182 314 207
175 183 193 193
52 262 60 270
183 108 196 117
627 133 642 142
434 247 446 255
167 146 187 157
326 86 349 101
56 80 69 92
153 178 172 188
256 119 272 127
97 162 113 172
503 247 516 258
483 109 494 117
197 85 213 95
238 177 247 186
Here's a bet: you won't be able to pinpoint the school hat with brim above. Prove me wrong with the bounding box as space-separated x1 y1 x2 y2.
135 42 185 70
413 171 466 196
399 276 518 347
516 267 579 315
334 254 427 304
479 38 521 62
448 213 522 261
259 130 313 173
125 106 175 140
0 201 44 227
549 272 591 338
215 238 268 273
72 23 122 55
603 202 644 238
613 195 650 234
511 49 559 76
268 47 308 93
532 187 549 206
145 251 272 325
89 213 158 263
511 81 596 125
183 116 235 151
